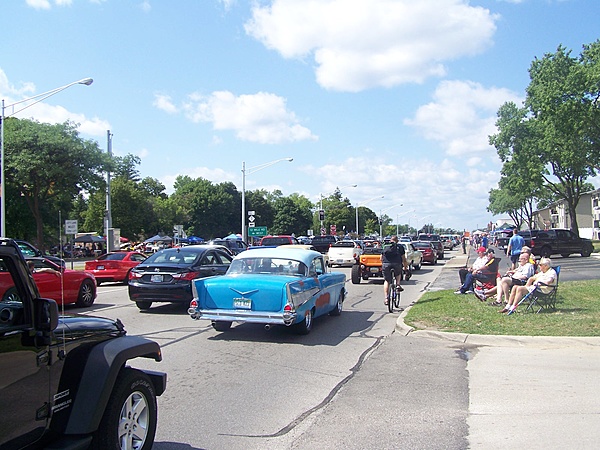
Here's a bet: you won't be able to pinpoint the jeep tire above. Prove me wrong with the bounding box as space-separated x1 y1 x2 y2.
351 264 361 284
91 368 158 450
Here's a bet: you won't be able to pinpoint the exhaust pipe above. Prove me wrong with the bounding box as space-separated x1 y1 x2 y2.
264 324 271 330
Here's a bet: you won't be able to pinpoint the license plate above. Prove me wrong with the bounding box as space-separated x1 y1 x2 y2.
336 259 343 263
97 265 104 270
370 267 380 273
151 274 163 283
233 298 251 309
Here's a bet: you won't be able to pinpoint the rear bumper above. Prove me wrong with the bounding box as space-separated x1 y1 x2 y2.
189 308 297 326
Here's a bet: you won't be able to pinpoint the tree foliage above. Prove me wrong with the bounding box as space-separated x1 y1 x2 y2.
490 41 600 235
4 118 108 248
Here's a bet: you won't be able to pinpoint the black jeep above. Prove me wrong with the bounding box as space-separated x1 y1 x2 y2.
0 238 166 449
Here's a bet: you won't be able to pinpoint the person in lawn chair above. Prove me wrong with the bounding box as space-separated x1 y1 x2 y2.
455 248 500 295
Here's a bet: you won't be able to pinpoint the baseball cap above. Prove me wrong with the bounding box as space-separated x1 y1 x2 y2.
477 246 486 253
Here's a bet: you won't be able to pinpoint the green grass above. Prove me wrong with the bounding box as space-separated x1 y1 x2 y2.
404 279 600 337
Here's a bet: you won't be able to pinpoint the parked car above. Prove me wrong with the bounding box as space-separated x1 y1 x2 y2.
188 247 346 334
327 240 363 266
440 235 456 250
401 242 423 270
128 245 234 310
258 235 300 246
412 241 438 265
15 239 66 267
518 228 594 258
418 234 444 259
0 237 166 449
84 251 147 285
310 235 339 253
281 244 330 266
206 238 248 254
0 256 97 307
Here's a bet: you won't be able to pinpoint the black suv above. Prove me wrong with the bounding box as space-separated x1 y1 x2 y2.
0 238 166 449
310 235 339 254
519 229 594 258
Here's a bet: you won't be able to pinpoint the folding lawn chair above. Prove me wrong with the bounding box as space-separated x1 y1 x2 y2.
517 266 561 313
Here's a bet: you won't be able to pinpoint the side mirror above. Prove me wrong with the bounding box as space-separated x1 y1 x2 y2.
33 298 59 332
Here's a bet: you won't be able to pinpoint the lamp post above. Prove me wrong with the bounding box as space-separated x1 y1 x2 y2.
396 209 415 235
241 157 293 243
355 195 384 237
379 203 403 237
319 184 357 234
105 130 113 251
1 77 93 237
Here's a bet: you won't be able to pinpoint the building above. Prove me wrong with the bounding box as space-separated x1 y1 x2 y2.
531 188 599 239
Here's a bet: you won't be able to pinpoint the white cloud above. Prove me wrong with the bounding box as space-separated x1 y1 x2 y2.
182 90 318 144
245 0 498 92
26 0 72 8
161 166 237 195
153 94 178 114
302 153 499 230
404 80 522 156
139 1 151 13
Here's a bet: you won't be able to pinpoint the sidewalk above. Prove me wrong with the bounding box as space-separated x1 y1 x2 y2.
396 246 600 450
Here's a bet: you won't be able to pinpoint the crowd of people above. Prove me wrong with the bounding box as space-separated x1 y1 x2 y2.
455 228 558 315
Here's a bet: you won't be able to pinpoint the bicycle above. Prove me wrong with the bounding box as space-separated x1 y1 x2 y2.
387 266 402 313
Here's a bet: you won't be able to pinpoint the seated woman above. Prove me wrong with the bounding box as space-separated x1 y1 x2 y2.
501 257 557 315
484 252 535 305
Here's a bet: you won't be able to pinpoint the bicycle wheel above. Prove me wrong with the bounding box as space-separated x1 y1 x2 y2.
387 270 395 313
393 286 401 310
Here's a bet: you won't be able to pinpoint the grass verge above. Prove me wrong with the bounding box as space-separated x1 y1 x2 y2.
404 279 600 337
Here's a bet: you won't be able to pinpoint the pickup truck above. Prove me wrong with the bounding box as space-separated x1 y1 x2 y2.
310 235 338 254
327 240 362 267
0 238 166 449
518 228 594 258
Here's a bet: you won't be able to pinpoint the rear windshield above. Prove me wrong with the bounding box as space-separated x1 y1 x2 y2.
260 237 291 246
331 241 355 248
99 253 127 261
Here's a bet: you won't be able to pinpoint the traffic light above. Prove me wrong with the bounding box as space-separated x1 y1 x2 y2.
319 209 325 221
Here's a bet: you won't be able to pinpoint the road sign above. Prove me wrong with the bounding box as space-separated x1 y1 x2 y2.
65 220 78 235
248 226 267 237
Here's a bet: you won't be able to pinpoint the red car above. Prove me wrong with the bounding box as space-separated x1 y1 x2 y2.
0 257 97 307
85 251 147 285
412 241 438 265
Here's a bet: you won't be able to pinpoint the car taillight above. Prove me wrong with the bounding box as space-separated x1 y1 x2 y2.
189 299 198 309
173 271 201 281
129 271 142 279
284 304 293 312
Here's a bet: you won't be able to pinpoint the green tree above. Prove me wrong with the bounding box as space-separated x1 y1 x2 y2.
4 118 108 248
490 41 600 235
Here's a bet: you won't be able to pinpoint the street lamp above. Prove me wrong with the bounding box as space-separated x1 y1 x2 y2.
241 157 293 243
355 195 384 237
396 209 415 235
1 77 93 237
319 184 357 234
379 203 403 237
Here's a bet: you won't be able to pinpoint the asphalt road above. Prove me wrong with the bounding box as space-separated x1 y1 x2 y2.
70 248 600 449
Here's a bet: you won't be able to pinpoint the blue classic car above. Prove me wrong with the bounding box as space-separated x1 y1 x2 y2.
188 247 347 334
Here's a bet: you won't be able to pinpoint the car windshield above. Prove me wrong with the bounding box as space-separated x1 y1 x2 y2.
261 237 292 245
331 241 354 248
413 242 431 249
228 257 308 276
99 253 127 261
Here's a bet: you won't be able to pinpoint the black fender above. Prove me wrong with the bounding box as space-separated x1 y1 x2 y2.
63 335 165 435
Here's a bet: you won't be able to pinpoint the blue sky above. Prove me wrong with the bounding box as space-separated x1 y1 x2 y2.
2 0 599 233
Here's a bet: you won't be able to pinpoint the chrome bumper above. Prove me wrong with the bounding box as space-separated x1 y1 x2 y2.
188 308 297 326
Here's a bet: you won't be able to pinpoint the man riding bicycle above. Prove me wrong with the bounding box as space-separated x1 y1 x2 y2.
381 235 409 305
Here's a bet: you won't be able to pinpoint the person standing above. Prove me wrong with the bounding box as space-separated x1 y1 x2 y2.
381 236 409 305
506 229 525 269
